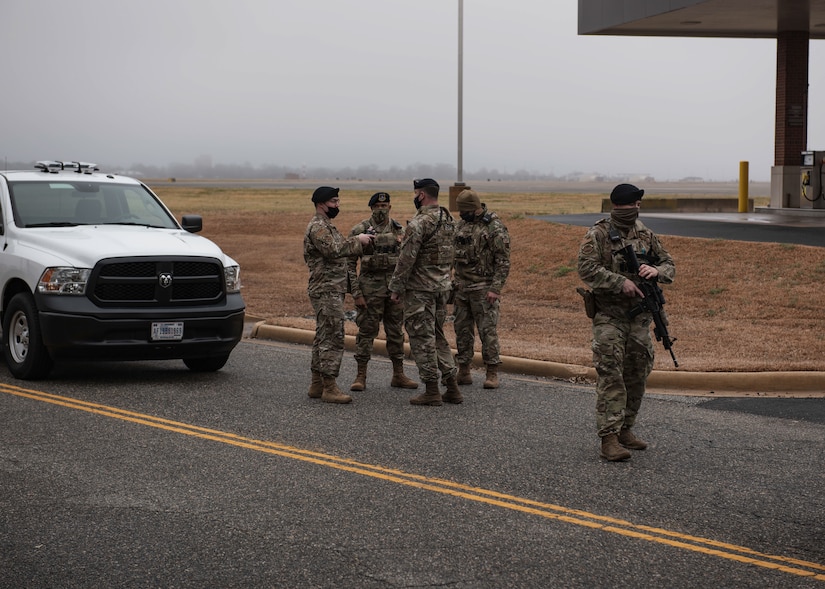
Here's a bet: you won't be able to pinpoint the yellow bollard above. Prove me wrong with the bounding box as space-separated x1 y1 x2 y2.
738 161 749 212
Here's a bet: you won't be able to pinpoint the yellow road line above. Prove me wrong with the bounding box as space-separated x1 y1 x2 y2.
4 382 824 581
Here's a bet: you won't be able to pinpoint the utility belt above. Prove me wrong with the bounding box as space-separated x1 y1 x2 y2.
576 289 637 320
362 253 398 271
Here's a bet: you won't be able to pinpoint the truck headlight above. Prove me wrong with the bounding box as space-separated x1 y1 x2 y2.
38 267 91 295
224 265 241 293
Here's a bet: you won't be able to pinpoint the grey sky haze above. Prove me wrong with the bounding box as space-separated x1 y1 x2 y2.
5 0 824 181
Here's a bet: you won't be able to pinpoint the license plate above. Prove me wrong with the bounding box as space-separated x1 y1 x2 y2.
151 321 184 341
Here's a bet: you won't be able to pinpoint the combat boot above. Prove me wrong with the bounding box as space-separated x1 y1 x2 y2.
321 376 353 404
618 428 648 450
442 375 464 404
457 363 473 385
483 364 500 389
308 371 323 399
350 360 368 391
600 434 631 462
390 358 418 389
410 381 443 406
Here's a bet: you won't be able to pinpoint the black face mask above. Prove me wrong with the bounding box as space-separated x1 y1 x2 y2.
459 211 476 222
413 196 422 210
610 207 638 228
326 206 340 219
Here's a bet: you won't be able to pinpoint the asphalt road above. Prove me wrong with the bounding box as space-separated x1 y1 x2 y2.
535 212 825 247
2 340 824 588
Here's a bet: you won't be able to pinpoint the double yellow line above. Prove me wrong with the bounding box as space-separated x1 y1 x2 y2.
4 382 824 582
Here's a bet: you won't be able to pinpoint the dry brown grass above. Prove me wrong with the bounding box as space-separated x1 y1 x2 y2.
154 185 824 373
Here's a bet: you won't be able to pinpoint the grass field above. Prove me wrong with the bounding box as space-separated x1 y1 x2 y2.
149 183 822 374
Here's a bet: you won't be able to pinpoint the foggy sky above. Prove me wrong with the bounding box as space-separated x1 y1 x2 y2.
5 0 824 181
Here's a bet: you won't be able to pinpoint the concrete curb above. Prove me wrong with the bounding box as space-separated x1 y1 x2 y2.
249 322 825 395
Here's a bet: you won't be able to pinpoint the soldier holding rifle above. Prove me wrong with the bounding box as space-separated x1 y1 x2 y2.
577 183 676 462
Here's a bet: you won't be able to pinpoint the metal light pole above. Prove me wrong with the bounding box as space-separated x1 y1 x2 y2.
450 0 468 211
457 0 464 184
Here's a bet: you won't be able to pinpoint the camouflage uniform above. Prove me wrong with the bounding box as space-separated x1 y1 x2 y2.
348 214 406 363
577 217 675 437
304 213 364 377
388 204 457 383
453 205 511 366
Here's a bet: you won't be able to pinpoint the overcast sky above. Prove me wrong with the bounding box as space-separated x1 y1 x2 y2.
5 0 825 181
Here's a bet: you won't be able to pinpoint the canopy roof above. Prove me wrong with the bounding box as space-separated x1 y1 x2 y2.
579 0 825 39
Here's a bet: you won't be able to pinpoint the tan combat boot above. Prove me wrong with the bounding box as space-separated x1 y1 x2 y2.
442 375 464 404
483 364 500 389
600 434 631 461
350 360 368 391
390 358 419 389
457 363 473 385
618 428 648 450
308 371 323 399
321 376 353 404
410 381 443 406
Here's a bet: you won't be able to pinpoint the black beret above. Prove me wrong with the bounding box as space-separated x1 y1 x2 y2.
610 183 644 205
413 178 439 190
312 186 339 204
368 192 391 207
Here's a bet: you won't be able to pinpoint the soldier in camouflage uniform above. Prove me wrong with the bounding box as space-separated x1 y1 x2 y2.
389 178 461 406
347 191 418 392
453 189 511 389
304 186 375 404
577 184 675 461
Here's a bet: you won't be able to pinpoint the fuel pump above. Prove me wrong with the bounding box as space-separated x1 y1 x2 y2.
800 151 825 209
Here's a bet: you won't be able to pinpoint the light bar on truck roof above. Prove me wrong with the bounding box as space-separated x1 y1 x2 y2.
34 161 99 174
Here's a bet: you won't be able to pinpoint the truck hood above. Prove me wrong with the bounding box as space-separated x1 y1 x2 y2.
10 225 236 268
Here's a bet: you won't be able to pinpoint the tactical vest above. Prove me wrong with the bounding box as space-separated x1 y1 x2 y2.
454 213 496 278
418 207 455 268
361 225 400 272
595 220 658 312
603 222 657 276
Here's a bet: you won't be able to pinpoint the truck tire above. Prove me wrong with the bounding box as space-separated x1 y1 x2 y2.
3 292 54 380
183 354 229 372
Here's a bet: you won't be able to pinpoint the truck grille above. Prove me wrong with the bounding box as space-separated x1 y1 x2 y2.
90 257 224 306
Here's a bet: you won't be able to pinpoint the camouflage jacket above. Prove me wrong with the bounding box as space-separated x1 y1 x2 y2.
347 215 405 298
453 206 511 294
577 217 675 318
304 213 364 296
388 204 455 294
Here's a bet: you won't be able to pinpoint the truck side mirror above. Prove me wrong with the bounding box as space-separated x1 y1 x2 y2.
181 214 203 233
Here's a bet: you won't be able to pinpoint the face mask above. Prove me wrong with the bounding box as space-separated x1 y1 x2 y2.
413 196 422 210
459 211 476 222
325 205 340 219
610 207 638 227
371 210 388 225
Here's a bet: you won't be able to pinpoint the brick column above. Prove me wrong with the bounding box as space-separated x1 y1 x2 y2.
448 183 468 212
775 30 809 166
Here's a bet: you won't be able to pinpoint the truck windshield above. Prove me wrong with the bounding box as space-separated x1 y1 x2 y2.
8 181 180 229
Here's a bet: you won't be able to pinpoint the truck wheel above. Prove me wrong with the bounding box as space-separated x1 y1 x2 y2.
183 354 229 372
3 292 53 380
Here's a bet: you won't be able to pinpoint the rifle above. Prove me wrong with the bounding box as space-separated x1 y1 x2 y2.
617 244 678 367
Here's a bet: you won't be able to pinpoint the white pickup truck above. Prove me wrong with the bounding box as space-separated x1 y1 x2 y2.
0 161 245 379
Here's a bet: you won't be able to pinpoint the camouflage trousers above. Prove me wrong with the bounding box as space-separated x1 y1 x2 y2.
453 289 501 365
591 311 654 437
354 292 406 363
402 289 457 383
309 291 346 378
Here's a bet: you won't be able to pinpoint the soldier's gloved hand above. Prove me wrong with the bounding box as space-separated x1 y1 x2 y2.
354 295 367 309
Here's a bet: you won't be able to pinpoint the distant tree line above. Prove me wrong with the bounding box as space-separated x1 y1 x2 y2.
3 158 665 183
